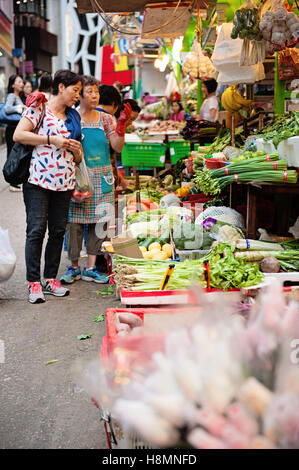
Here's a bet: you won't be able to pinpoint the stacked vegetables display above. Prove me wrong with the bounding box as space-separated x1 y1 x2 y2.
256 111 299 148
194 154 298 196
113 241 264 291
84 279 299 450
233 238 299 272
180 117 220 141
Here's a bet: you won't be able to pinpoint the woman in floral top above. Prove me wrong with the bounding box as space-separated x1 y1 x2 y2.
13 70 83 304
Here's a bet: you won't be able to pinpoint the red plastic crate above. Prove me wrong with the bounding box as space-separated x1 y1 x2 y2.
180 193 213 218
102 306 203 360
205 158 227 169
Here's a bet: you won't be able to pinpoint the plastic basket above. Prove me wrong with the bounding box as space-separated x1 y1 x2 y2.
99 306 202 449
121 142 167 168
168 140 191 164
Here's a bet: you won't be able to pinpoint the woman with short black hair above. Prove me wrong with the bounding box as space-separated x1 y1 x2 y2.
38 73 53 101
199 78 219 122
13 69 83 304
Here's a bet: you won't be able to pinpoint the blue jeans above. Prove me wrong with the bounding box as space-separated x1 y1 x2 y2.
23 182 72 282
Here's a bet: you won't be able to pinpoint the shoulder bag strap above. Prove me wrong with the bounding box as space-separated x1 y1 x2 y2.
33 103 46 135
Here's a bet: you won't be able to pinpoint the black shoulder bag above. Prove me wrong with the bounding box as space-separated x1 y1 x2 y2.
2 105 46 188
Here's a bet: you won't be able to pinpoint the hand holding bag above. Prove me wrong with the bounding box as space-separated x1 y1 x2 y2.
2 104 46 188
71 157 93 203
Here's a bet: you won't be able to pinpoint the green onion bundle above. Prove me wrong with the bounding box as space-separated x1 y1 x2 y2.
194 168 298 195
217 170 297 190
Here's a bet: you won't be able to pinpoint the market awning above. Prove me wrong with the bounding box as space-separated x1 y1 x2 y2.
76 0 207 14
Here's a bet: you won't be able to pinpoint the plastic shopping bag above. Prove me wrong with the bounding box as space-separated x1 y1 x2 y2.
0 227 16 282
71 157 93 203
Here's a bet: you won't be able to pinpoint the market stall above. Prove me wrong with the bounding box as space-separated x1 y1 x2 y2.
76 0 299 451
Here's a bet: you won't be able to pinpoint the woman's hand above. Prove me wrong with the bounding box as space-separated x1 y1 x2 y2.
51 136 82 160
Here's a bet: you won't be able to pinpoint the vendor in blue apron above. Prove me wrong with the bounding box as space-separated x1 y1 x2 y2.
61 75 132 284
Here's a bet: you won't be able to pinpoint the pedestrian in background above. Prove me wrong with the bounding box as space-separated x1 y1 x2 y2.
4 75 27 192
13 69 83 304
21 80 34 105
38 73 53 101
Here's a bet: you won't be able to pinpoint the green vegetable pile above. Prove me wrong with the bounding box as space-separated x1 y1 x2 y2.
231 7 262 41
113 242 264 291
201 243 264 290
256 111 299 148
126 208 167 227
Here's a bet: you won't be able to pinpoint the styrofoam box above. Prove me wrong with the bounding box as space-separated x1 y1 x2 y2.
255 137 299 168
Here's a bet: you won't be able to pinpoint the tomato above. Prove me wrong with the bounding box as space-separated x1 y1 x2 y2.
72 190 82 198
81 191 91 199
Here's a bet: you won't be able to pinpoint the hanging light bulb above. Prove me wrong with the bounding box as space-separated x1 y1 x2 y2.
154 58 162 69
172 36 183 63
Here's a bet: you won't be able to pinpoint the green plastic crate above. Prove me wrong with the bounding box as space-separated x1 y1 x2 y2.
121 143 167 168
168 140 191 164
194 143 212 151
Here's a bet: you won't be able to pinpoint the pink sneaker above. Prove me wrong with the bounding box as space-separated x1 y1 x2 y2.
41 279 70 297
28 282 45 304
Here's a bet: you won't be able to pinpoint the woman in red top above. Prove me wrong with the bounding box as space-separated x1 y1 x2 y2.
169 100 185 122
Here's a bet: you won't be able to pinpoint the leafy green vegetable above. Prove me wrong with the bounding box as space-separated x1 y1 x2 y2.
201 243 264 289
256 111 299 148
93 314 105 322
77 334 93 340
97 286 114 296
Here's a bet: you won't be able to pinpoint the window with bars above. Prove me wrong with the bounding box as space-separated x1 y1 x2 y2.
14 0 48 19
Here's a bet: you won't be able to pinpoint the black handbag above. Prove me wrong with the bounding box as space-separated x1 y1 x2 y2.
2 105 45 188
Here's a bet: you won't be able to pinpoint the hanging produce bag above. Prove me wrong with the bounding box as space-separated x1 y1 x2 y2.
259 0 299 55
217 61 265 85
71 157 93 203
211 23 243 70
230 0 266 67
183 40 216 80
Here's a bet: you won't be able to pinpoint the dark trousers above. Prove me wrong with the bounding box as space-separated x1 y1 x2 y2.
5 124 17 159
23 182 72 282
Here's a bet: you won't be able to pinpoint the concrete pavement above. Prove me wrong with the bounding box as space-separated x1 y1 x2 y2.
0 145 120 449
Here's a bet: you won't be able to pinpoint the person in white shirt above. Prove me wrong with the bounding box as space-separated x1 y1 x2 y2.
199 78 219 122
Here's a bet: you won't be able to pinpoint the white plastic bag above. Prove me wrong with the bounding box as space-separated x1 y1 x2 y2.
212 23 244 70
0 227 16 282
217 61 265 85
71 157 93 203
212 23 265 84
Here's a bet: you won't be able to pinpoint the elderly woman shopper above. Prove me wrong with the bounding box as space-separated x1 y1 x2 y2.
13 69 83 304
60 75 132 285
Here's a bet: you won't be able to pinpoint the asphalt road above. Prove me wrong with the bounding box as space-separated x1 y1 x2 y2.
0 145 120 449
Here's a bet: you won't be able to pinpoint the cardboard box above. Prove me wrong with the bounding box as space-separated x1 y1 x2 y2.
111 230 143 259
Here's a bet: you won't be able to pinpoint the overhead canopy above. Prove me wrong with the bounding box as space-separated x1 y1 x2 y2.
77 0 200 14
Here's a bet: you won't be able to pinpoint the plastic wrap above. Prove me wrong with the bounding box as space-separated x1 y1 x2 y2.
71 158 94 203
0 227 16 282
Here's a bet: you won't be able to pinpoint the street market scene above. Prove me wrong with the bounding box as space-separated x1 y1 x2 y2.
0 0 299 452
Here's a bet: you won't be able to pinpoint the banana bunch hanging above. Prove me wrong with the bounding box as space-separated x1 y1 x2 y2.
221 86 254 113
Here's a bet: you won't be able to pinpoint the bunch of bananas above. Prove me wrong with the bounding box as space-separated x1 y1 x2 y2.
221 86 254 113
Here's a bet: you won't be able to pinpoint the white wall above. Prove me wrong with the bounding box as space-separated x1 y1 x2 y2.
141 62 168 95
47 0 65 72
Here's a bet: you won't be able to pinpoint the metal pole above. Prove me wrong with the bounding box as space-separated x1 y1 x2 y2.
22 37 25 78
274 52 285 116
